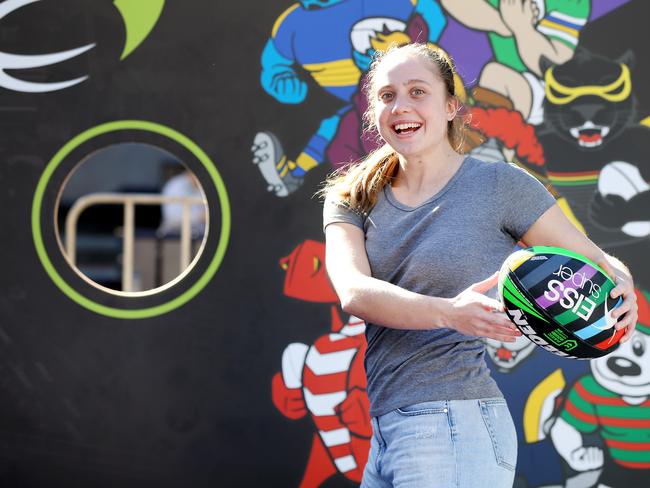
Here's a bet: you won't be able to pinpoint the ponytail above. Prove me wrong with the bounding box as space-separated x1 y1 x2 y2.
320 144 399 215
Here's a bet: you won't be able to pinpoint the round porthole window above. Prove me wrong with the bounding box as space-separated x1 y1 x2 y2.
32 120 231 319
56 142 209 295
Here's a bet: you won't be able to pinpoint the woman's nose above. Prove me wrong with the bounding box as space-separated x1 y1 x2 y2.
391 97 411 114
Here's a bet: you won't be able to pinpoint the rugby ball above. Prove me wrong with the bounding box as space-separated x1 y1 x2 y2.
498 246 624 359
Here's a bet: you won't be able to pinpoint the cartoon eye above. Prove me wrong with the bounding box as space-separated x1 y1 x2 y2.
632 338 644 357
313 256 321 273
546 84 571 102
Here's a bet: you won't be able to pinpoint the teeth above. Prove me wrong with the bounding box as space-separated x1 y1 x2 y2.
394 122 421 131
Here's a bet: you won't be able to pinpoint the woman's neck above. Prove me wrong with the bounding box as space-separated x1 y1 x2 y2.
393 144 465 196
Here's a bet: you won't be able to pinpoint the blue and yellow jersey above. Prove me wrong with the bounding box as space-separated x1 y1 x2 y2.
270 0 437 101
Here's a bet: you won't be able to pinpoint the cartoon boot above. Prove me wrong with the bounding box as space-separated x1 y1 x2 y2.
251 131 304 197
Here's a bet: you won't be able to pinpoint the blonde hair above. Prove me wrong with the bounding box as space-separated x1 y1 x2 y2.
321 43 468 215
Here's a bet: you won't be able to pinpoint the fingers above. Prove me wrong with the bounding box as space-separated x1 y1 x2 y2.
481 296 505 312
620 321 637 343
610 277 634 301
476 311 522 342
610 281 637 342
469 271 499 294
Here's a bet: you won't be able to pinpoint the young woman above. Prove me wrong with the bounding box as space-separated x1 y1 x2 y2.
322 43 637 488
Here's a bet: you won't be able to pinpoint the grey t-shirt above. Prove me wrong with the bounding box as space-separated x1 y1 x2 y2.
323 157 557 417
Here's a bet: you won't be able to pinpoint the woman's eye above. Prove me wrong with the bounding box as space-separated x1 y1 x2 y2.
412 88 425 96
380 92 393 101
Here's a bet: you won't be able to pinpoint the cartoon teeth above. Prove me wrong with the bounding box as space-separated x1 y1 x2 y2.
569 121 610 148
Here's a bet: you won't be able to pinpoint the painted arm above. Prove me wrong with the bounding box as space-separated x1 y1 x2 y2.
589 190 650 227
271 343 309 419
260 39 307 104
521 204 638 342
325 222 520 341
550 417 604 471
500 0 573 76
440 0 510 36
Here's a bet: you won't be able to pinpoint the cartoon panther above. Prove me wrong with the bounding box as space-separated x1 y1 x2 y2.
535 49 650 289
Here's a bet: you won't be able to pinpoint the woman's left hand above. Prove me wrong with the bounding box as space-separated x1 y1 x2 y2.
597 258 638 343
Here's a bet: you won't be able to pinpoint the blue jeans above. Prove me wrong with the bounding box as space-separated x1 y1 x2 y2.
361 398 517 488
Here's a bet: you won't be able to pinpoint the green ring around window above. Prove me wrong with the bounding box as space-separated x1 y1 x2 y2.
31 120 231 319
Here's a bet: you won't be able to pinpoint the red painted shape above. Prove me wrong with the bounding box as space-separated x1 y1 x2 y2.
272 372 307 420
280 240 339 303
470 106 545 166
273 240 371 487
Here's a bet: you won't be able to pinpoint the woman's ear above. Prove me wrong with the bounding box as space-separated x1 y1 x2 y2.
447 97 460 121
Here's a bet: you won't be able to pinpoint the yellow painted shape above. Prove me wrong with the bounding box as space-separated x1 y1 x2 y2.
545 64 631 105
539 19 578 38
523 368 566 443
370 31 411 52
296 152 318 172
303 59 361 87
272 3 300 38
557 197 586 234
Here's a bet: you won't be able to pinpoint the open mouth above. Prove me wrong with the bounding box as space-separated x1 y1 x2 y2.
569 122 610 148
494 346 517 363
392 122 422 135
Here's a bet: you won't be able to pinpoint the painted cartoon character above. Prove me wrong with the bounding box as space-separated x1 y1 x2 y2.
536 49 650 290
442 0 590 125
466 48 650 291
251 0 447 196
271 240 370 487
485 336 589 486
485 335 536 372
550 289 650 487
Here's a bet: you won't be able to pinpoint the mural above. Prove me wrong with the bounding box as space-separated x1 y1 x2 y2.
0 0 165 92
0 0 647 486
261 1 649 487
272 240 369 486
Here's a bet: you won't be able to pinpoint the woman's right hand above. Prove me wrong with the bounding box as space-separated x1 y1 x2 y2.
445 272 522 342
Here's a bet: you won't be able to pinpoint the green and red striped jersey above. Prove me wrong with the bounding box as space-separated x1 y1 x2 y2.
560 375 650 469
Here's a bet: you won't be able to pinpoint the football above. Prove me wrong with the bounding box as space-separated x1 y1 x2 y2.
498 246 624 359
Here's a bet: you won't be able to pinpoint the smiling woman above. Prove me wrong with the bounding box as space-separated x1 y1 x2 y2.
320 43 638 488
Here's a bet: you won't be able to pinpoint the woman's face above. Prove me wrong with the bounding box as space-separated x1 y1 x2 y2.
373 55 455 159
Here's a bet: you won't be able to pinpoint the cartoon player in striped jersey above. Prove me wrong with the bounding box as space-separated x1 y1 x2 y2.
251 0 447 197
442 0 589 126
271 240 370 486
550 289 650 487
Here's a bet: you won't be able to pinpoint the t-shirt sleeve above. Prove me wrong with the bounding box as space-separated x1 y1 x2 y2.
497 162 557 241
322 193 365 233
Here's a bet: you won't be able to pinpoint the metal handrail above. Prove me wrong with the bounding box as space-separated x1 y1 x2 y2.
64 193 206 292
